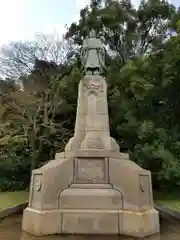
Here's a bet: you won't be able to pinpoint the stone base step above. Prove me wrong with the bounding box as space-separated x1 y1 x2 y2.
22 207 160 238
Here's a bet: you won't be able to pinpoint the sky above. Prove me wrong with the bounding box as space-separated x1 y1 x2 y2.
0 0 179 46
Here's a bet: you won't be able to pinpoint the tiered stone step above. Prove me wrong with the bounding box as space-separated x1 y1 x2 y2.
59 184 123 210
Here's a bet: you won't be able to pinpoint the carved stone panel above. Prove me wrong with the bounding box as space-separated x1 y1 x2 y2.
83 82 104 93
75 158 107 183
34 178 42 192
139 174 152 209
30 174 43 209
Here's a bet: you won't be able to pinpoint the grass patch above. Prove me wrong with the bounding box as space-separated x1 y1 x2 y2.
154 191 180 211
0 191 29 209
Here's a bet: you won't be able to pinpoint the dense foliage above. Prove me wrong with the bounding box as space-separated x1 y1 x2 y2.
0 0 180 192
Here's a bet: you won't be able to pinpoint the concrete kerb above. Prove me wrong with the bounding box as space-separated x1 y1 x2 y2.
155 204 180 221
0 202 28 218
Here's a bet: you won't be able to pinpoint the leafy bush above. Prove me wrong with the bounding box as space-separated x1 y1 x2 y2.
0 136 31 191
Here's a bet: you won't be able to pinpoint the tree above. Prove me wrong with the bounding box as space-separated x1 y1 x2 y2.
1 72 75 172
0 33 74 80
66 0 176 66
0 50 80 190
106 32 180 191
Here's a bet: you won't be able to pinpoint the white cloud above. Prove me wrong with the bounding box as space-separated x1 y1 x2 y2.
72 0 88 23
75 0 140 10
75 0 91 9
0 1 68 45
32 24 66 39
0 0 177 46
0 0 25 44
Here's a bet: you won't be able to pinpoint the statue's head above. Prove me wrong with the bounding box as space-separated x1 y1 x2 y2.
89 29 96 38
83 29 104 50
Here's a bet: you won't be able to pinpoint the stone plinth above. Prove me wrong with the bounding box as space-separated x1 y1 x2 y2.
22 150 159 238
22 75 159 238
23 208 159 237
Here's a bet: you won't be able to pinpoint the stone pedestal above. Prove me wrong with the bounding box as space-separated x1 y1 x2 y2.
65 75 119 152
22 75 160 238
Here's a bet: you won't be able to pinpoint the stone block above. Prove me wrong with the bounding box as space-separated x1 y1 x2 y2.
62 210 119 234
22 208 62 236
59 188 123 209
109 157 152 211
119 209 160 238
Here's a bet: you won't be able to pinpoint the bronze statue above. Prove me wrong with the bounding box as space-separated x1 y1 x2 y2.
81 29 106 75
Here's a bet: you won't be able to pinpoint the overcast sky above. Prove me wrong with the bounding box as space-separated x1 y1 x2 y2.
0 0 178 45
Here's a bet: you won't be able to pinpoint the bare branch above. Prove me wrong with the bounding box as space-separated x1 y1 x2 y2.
0 33 74 80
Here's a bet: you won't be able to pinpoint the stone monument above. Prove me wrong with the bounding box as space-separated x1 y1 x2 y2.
22 30 160 238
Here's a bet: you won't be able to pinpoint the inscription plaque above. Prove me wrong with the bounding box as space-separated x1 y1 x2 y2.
76 158 105 183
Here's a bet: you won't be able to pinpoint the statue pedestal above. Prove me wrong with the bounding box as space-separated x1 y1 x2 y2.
22 150 159 238
22 75 159 238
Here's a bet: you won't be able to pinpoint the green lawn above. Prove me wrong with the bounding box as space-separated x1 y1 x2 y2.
154 192 180 211
0 191 29 209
